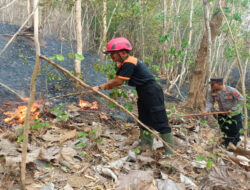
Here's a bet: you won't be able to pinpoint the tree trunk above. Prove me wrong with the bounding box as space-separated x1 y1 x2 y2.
178 0 194 90
74 0 82 79
21 0 40 188
203 0 212 82
139 0 145 61
224 59 237 84
100 0 107 62
160 0 167 75
186 0 226 110
27 0 34 28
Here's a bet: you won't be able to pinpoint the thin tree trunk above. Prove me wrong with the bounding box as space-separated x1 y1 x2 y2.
178 0 193 90
160 0 167 75
74 0 82 78
27 0 33 28
21 0 40 188
139 0 145 61
203 0 212 82
100 0 107 62
210 34 223 78
224 59 237 84
186 0 226 110
219 0 248 150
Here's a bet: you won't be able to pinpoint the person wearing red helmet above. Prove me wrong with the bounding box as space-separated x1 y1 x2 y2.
93 37 174 155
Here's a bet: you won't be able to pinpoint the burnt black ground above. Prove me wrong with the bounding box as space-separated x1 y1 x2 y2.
0 23 106 102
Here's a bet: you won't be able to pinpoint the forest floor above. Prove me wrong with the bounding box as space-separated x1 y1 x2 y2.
0 100 249 190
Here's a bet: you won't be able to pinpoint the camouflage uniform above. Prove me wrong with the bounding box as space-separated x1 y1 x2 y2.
205 85 244 147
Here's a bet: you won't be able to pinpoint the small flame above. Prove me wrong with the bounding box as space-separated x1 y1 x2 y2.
78 98 98 110
4 102 40 124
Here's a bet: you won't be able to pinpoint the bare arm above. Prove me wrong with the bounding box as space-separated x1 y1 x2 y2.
99 78 125 90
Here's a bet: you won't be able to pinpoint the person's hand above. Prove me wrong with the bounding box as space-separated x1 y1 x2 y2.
227 110 232 114
92 86 100 91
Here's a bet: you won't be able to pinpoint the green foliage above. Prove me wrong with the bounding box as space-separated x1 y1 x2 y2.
196 154 217 169
97 138 103 143
32 119 50 130
45 164 53 168
19 54 28 65
76 143 86 148
233 12 242 22
135 148 140 154
17 134 24 143
200 120 208 126
158 34 171 43
49 54 65 62
80 152 86 157
51 104 69 121
77 132 88 138
196 155 203 161
75 53 85 61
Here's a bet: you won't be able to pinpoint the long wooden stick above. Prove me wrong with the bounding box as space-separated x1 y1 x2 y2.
39 55 176 154
182 111 229 117
40 55 244 180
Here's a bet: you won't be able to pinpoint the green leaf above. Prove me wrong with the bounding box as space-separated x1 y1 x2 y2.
45 164 53 168
17 134 24 142
81 152 86 157
135 148 140 154
97 138 103 143
77 132 88 138
89 129 97 134
158 34 171 43
211 154 217 162
239 129 244 135
76 143 86 147
233 13 242 22
55 54 65 62
206 160 213 169
67 53 73 59
196 155 203 161
108 102 115 108
75 53 84 61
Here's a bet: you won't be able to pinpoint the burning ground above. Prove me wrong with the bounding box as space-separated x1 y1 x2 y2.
0 98 249 190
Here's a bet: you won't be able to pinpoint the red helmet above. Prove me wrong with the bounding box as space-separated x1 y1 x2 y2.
104 37 132 54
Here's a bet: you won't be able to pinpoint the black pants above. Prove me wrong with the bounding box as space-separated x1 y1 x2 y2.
136 81 171 134
218 113 243 146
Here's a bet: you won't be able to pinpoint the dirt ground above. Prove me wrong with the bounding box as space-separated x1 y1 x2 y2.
0 101 249 190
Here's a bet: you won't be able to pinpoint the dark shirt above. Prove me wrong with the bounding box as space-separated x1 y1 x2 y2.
116 56 155 87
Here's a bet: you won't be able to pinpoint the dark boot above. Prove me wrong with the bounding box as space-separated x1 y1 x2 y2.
160 132 174 155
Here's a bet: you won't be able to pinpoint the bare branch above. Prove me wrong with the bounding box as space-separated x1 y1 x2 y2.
0 0 18 10
0 0 41 56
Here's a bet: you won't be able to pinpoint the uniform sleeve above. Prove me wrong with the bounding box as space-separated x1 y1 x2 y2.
205 92 214 112
231 88 244 111
116 62 135 80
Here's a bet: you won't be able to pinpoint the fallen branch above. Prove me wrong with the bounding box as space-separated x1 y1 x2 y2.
182 111 229 117
0 82 24 101
39 55 176 154
48 90 93 100
228 143 250 160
